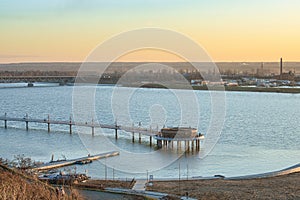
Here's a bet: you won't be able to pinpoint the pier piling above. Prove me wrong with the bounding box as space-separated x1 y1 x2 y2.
91 118 94 136
132 132 135 143
69 116 72 134
47 114 50 132
4 113 7 129
25 113 28 131
115 128 118 139
115 121 118 140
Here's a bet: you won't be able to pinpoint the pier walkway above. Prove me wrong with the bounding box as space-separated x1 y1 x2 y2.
0 113 159 145
0 113 204 151
32 151 119 171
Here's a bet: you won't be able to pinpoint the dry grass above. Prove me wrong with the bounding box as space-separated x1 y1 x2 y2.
0 165 82 200
147 172 300 200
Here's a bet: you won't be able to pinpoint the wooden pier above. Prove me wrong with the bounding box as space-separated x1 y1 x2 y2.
0 113 204 151
0 113 158 145
32 151 119 171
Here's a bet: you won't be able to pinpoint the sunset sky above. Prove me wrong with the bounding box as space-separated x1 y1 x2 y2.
1 0 300 63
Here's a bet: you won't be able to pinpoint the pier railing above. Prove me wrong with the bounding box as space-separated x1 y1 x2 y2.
0 113 160 146
0 113 203 151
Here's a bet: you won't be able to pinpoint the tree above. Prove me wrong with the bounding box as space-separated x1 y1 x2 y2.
11 154 34 170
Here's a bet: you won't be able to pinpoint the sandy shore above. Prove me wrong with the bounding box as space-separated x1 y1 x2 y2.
147 172 300 199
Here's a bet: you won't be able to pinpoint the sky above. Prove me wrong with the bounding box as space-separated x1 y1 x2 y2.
1 0 300 63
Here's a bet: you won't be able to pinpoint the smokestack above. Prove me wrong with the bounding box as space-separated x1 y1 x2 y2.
280 58 283 76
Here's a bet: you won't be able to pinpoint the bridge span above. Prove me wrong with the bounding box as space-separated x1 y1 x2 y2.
0 76 76 85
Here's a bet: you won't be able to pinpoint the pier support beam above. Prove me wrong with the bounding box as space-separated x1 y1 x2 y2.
115 121 118 140
47 114 50 132
191 140 194 151
195 140 200 151
4 113 7 129
25 113 28 131
69 124 72 134
138 133 141 143
91 118 94 136
157 140 162 149
132 132 135 143
92 126 95 136
150 136 152 147
115 128 118 140
69 116 72 134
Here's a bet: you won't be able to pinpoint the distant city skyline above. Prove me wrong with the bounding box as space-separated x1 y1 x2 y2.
1 0 300 63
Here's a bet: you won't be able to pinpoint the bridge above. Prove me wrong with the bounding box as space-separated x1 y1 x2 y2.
0 76 76 85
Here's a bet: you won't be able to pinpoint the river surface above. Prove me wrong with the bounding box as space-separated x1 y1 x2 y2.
0 84 299 179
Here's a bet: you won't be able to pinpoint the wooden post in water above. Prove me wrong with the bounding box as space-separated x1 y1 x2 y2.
69 115 72 134
138 122 141 143
196 140 200 151
132 123 135 143
115 121 118 140
4 113 7 129
191 140 194 151
25 113 29 131
47 114 50 132
91 118 94 136
149 136 152 147
132 132 135 143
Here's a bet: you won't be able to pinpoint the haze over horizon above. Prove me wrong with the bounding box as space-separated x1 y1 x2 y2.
1 0 300 63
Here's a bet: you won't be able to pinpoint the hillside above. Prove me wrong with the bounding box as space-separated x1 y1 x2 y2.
0 163 81 200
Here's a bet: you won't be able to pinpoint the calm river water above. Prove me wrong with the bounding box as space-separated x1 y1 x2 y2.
0 85 299 179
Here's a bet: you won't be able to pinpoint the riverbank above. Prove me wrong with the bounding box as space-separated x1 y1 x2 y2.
147 172 300 199
205 85 300 94
120 83 300 93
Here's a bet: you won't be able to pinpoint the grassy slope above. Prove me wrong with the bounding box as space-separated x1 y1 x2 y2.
0 164 81 200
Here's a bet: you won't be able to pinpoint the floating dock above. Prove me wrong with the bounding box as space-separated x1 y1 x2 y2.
32 151 119 171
